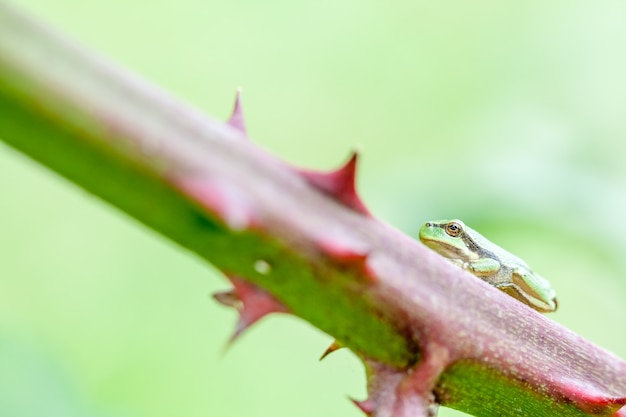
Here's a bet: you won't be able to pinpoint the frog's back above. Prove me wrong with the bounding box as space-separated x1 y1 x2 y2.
465 225 531 270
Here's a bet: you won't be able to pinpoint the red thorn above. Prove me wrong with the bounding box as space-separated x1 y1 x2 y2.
213 289 240 308
317 237 377 283
226 88 247 136
591 396 626 408
559 379 626 414
358 344 449 417
318 237 368 263
299 151 370 215
350 397 374 416
172 178 255 231
216 275 289 345
319 340 343 361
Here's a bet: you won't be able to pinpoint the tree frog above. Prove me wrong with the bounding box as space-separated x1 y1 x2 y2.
419 219 557 313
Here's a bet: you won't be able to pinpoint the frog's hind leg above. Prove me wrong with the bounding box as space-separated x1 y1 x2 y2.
495 280 556 313
511 268 557 312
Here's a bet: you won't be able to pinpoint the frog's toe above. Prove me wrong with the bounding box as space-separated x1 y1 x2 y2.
551 297 558 312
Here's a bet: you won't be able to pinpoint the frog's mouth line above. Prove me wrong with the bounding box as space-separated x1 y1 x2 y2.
422 239 469 259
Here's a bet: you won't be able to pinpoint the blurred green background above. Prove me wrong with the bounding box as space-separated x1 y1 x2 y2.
2 1 626 416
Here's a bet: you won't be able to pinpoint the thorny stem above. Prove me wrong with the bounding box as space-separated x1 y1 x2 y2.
1 2 625 416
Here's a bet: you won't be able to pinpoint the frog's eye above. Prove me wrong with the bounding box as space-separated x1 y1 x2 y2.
445 222 462 237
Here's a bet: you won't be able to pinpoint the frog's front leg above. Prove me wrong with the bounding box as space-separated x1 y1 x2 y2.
465 258 501 277
448 258 500 276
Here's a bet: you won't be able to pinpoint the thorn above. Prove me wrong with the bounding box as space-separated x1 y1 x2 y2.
350 397 374 416
215 275 289 347
319 340 343 361
359 343 449 417
317 237 368 263
171 178 255 231
226 87 247 136
299 151 370 215
559 379 626 414
427 399 440 417
213 289 240 308
317 237 377 283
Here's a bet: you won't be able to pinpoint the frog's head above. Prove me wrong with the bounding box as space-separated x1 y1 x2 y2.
419 219 475 259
